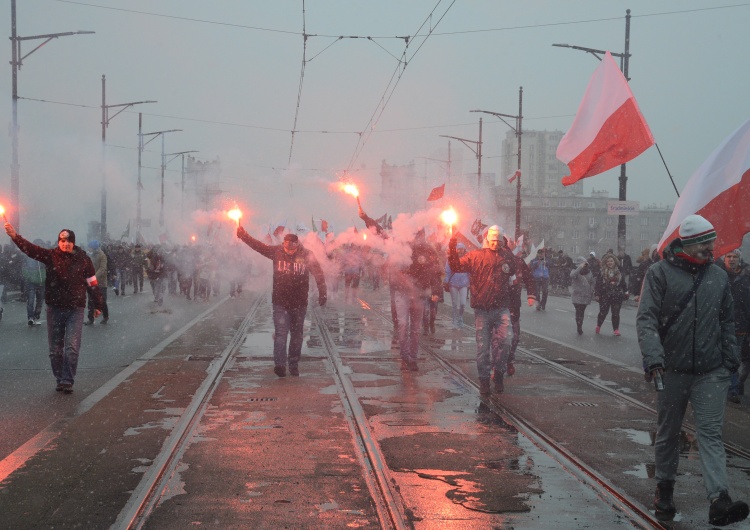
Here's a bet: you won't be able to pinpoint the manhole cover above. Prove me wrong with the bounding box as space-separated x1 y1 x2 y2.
247 397 278 402
569 402 598 407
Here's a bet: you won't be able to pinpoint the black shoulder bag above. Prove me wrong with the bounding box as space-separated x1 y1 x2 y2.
658 268 706 341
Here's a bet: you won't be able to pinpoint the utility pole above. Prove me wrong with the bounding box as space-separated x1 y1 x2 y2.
553 9 632 253
139 126 181 238
9 0 94 229
440 122 483 218
471 86 524 240
100 75 155 241
164 150 198 224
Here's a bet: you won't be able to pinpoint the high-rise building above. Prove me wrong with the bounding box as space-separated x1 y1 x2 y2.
501 130 582 197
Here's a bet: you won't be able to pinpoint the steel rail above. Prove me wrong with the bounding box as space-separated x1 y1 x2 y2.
313 308 409 530
113 292 266 530
359 298 666 529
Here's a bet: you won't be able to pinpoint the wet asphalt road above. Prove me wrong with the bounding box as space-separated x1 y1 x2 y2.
0 283 749 529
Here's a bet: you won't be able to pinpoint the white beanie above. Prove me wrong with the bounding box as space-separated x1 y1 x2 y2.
678 214 716 246
486 225 502 242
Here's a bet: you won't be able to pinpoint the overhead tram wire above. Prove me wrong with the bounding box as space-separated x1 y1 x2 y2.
345 0 457 174
288 0 307 163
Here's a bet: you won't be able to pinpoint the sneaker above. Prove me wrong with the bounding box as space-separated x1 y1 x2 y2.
34 319 42 326
479 378 491 396
114 288 119 296
55 382 65 392
709 492 749 526
595 326 601 334
28 319 34 326
273 365 286 378
654 480 676 521
613 329 621 337
577 327 583 335
101 318 108 325
289 364 299 377
60 383 73 394
493 373 504 393
728 392 741 404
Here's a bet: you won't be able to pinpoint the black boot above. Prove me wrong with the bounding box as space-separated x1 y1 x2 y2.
654 480 676 521
479 378 491 396
493 372 504 393
709 491 749 526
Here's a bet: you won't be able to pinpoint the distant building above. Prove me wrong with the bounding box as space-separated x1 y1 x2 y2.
185 156 223 212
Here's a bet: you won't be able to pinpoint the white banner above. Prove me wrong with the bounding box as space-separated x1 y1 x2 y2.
607 200 640 216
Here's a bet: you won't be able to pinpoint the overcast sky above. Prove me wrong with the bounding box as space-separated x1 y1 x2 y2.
1 0 748 244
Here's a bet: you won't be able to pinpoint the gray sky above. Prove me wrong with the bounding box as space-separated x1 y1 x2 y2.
1 0 748 244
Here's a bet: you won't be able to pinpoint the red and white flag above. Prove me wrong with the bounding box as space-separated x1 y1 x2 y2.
557 51 654 186
658 117 750 258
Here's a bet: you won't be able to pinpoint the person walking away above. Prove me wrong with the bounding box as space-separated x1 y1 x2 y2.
146 246 166 306
570 256 595 335
631 244 661 301
445 243 470 329
341 244 364 303
618 249 633 293
503 248 536 383
421 241 443 335
448 225 516 395
22 239 46 325
595 252 628 336
529 248 550 311
4 223 103 394
85 240 109 324
721 249 750 404
637 214 748 526
237 227 326 377
131 244 146 294
388 230 442 371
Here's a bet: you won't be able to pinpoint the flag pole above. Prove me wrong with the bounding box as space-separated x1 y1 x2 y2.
654 143 680 198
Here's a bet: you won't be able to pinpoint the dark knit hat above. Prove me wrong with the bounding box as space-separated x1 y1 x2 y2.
679 215 716 246
58 229 75 244
283 233 299 243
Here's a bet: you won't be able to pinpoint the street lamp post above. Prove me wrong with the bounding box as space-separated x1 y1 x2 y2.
100 74 156 241
553 9 632 254
471 86 524 241
9 0 94 229
138 126 181 239
440 118 483 217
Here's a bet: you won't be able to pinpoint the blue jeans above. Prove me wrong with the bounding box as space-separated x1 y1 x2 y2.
655 367 731 500
394 290 425 363
475 308 512 380
25 281 44 320
272 304 307 368
449 286 468 327
46 306 85 385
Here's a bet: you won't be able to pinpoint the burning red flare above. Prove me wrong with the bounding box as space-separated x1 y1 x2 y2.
341 183 359 198
440 207 458 234
228 208 242 226
0 205 6 222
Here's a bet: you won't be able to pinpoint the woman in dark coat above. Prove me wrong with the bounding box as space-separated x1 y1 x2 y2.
595 252 628 336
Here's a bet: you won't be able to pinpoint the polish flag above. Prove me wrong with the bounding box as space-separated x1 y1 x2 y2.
557 51 654 186
658 117 750 258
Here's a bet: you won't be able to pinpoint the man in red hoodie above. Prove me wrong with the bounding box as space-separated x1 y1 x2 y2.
4 222 103 394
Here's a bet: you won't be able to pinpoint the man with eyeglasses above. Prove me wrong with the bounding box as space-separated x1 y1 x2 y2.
4 222 103 394
237 227 326 377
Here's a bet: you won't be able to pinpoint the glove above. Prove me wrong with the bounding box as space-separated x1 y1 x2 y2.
527 296 535 307
319 293 327 307
448 237 458 251
236 225 247 239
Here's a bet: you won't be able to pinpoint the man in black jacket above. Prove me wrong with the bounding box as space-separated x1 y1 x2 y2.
4 222 103 394
449 225 516 395
237 227 326 377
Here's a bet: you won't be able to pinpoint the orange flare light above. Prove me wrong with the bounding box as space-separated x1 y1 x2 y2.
440 207 458 233
0 205 6 222
341 183 359 198
228 208 242 226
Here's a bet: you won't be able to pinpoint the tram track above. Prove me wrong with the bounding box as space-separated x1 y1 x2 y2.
113 292 267 530
358 297 667 530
